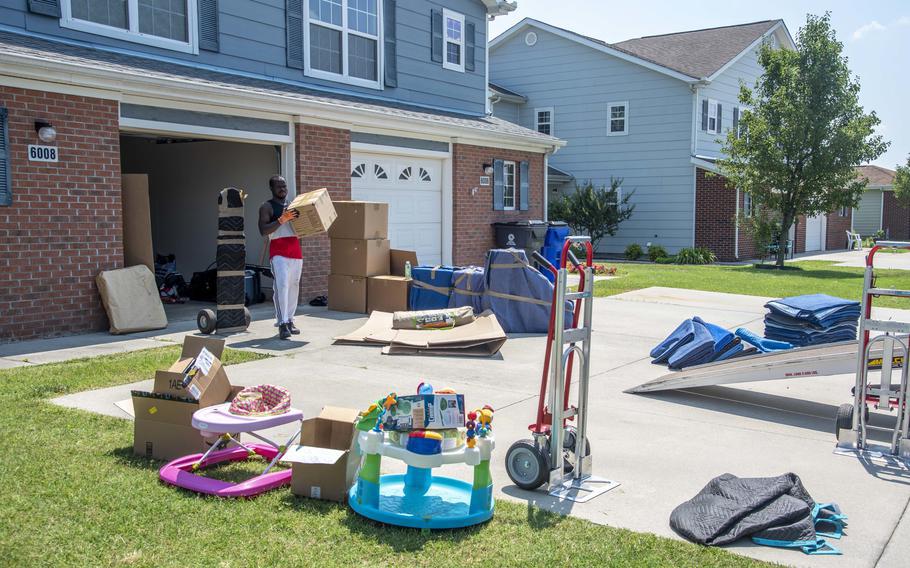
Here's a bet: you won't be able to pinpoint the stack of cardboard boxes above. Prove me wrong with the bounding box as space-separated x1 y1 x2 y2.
328 202 415 314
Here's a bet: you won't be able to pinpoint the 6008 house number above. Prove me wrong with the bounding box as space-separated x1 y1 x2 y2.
27 145 59 162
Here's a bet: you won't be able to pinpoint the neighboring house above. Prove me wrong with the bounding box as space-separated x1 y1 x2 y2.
0 0 565 342
490 18 853 260
852 165 906 239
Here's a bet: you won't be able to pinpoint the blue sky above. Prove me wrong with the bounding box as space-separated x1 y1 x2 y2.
490 1 908 169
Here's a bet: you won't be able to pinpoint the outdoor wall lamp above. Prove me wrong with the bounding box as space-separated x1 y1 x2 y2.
482 163 494 176
35 121 57 143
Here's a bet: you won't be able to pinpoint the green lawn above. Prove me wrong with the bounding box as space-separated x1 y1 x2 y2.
595 260 910 307
0 347 767 567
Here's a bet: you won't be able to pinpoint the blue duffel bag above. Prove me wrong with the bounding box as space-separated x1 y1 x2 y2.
409 265 455 310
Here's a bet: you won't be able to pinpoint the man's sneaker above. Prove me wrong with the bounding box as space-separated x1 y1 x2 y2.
279 323 291 340
288 321 301 335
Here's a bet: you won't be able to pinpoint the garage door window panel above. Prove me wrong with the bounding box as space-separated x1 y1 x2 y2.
306 0 381 88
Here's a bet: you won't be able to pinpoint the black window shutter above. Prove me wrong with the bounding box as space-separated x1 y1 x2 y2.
716 104 722 133
383 0 397 87
198 0 220 52
519 161 529 211
28 0 60 17
733 107 740 137
0 108 11 207
493 159 504 211
465 21 476 72
701 99 708 131
430 9 443 63
286 0 304 69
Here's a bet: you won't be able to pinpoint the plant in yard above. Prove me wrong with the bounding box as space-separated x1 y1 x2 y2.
737 209 782 263
654 256 676 264
647 244 668 262
675 247 717 265
893 154 910 207
625 243 643 260
718 13 889 268
549 178 634 250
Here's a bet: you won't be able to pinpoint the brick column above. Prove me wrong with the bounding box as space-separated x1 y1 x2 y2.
883 192 910 241
826 209 852 250
694 168 737 261
0 86 121 342
294 123 351 300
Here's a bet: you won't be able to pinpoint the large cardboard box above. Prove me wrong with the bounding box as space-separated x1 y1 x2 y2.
288 188 337 237
330 238 390 277
285 407 360 502
367 275 410 313
152 336 231 407
121 174 154 271
390 249 419 277
328 201 389 240
328 274 367 313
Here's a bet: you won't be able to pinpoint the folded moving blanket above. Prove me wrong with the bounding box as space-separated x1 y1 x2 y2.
668 320 715 370
713 337 744 362
651 319 695 364
765 294 860 328
736 328 793 352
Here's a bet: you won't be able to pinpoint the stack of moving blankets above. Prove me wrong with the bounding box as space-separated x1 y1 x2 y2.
651 317 745 370
764 294 860 347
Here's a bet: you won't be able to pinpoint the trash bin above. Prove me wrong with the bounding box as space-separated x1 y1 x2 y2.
492 220 548 250
539 221 571 282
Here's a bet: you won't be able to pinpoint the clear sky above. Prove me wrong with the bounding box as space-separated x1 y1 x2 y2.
490 1 908 170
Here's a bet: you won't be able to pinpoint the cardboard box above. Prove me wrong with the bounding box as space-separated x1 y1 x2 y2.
121 174 154 271
390 249 419 277
367 275 410 313
328 274 367 313
381 394 466 431
288 188 337 237
152 336 231 407
330 238 390 277
328 201 389 240
285 407 360 502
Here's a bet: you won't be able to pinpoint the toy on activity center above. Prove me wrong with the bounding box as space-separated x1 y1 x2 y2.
158 384 303 498
348 383 496 529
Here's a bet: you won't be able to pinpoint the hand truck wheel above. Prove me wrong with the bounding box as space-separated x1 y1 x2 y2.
243 307 252 328
505 439 549 490
835 402 869 440
562 425 591 474
197 309 216 334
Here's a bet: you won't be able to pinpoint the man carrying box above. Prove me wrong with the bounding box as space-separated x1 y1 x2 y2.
258 175 302 340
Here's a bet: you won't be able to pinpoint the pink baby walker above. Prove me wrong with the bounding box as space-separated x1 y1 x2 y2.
159 385 302 498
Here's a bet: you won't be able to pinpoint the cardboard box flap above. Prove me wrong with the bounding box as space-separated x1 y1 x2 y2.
282 445 346 465
333 311 396 344
301 406 358 451
393 311 506 348
390 250 419 276
181 336 226 359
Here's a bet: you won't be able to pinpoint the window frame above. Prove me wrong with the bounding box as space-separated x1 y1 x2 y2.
535 107 554 136
502 160 516 211
743 192 753 218
442 8 465 73
707 99 720 133
304 0 384 90
607 101 628 136
60 0 199 54
840 205 850 218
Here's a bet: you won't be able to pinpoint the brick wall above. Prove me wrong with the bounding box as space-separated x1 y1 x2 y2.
0 87 122 342
736 189 758 260
694 168 737 261
826 209 852 250
451 144 544 265
793 216 806 254
295 123 351 300
883 192 910 240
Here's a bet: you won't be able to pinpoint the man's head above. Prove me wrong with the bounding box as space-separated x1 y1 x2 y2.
269 175 288 200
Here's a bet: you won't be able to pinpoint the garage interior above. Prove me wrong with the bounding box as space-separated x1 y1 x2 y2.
120 134 281 316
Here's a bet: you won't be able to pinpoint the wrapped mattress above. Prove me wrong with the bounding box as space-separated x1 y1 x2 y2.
484 249 571 333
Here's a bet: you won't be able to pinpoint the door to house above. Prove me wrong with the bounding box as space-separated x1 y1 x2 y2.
350 152 443 265
805 214 825 252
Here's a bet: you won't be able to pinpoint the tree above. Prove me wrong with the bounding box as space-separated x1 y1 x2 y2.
548 178 634 250
894 154 910 208
718 13 889 267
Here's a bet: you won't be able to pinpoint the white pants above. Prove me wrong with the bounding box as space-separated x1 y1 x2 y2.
270 255 302 325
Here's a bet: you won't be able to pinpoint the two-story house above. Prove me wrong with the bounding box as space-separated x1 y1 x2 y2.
490 18 851 261
0 0 564 341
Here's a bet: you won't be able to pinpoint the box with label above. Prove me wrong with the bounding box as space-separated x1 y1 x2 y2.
328 201 388 240
284 406 360 502
381 394 466 431
390 249 419 276
367 275 410 313
152 336 231 407
330 238 391 277
328 274 367 313
288 188 337 238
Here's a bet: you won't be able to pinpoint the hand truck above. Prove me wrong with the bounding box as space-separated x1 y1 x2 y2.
504 236 620 502
836 241 910 461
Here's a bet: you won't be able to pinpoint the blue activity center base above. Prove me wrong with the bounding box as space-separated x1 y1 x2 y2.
348 472 494 530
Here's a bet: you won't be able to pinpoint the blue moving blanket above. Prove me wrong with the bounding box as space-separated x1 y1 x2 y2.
449 266 486 314
484 249 572 333
737 328 793 352
765 294 860 328
668 319 715 370
651 319 696 364
763 294 859 347
409 266 454 310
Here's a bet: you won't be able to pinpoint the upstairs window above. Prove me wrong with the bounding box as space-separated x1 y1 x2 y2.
62 0 196 53
306 0 381 88
442 9 465 72
703 99 722 134
535 107 553 135
607 101 628 136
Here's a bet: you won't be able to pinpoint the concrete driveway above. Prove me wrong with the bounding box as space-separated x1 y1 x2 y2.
793 248 910 270
43 288 910 567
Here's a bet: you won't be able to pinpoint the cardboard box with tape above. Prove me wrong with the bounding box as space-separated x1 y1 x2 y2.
287 188 337 237
367 275 410 313
328 201 388 239
283 406 360 502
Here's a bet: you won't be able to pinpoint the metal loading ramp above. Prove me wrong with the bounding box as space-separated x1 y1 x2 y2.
626 339 904 394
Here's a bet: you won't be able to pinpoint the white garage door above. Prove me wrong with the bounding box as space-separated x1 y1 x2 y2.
351 152 443 265
805 214 825 252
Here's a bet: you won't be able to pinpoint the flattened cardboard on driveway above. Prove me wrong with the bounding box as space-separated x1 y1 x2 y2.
334 310 507 356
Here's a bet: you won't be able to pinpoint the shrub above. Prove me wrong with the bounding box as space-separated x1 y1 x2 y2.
647 244 668 262
625 243 643 260
549 178 635 250
675 247 716 265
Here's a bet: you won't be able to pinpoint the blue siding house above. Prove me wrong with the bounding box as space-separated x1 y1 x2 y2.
490 18 808 260
0 0 566 341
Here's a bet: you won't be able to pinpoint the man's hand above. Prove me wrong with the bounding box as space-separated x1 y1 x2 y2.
278 209 300 224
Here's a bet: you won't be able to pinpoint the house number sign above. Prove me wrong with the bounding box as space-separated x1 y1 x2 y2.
28 145 59 162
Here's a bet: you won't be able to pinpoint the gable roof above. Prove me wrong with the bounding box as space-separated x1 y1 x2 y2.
855 165 896 187
491 18 792 82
